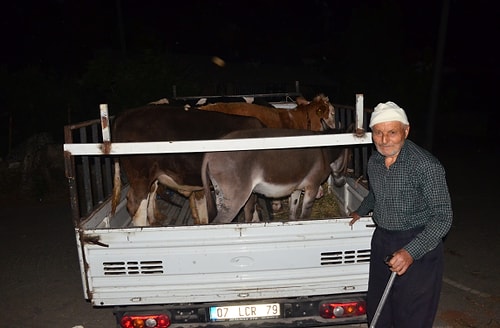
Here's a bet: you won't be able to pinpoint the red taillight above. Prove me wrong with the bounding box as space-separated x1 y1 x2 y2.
120 314 171 328
319 301 366 319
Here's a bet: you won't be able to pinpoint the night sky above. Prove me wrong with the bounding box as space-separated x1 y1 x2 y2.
0 0 497 153
1 1 495 70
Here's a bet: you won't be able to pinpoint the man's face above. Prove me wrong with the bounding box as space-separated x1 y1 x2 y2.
371 121 410 158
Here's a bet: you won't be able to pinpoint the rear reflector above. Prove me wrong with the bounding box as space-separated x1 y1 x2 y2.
120 314 171 328
319 301 366 319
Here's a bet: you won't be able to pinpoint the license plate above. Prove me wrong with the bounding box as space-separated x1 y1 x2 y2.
209 303 280 321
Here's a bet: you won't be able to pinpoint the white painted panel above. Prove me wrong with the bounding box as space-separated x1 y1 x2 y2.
82 216 374 306
64 133 372 155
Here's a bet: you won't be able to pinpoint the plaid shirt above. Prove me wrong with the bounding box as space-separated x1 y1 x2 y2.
356 139 453 260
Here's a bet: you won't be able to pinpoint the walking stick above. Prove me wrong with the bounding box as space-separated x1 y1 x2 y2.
370 255 397 328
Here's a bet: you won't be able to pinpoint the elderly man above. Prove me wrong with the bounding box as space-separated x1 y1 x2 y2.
350 101 453 327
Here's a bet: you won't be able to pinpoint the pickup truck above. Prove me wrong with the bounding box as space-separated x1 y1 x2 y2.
63 92 374 328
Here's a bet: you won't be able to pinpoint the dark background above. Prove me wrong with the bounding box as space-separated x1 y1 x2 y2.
0 0 497 157
0 2 498 327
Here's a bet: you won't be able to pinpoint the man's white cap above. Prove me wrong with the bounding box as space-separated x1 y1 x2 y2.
369 101 409 128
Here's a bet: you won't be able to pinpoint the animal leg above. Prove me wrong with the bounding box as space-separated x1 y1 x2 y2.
316 185 324 199
330 150 348 187
289 190 302 220
111 160 121 216
132 198 149 226
189 190 209 225
256 196 272 222
299 187 318 220
127 178 151 226
212 206 245 224
243 194 260 223
146 180 160 225
212 189 253 224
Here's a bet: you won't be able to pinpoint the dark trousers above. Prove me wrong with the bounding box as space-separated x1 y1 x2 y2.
367 227 443 328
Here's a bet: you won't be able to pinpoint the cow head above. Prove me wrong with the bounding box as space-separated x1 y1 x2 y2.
296 94 335 130
313 94 335 129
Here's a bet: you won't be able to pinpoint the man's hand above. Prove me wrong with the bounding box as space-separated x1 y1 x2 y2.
349 211 361 226
388 249 414 275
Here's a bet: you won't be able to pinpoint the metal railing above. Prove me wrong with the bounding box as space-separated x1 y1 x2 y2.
64 95 373 224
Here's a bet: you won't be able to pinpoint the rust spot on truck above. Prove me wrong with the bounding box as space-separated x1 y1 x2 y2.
102 141 112 155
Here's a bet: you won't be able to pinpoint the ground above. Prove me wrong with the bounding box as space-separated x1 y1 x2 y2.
0 136 498 328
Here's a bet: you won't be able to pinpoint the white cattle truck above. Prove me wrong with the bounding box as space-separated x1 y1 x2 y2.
64 92 374 328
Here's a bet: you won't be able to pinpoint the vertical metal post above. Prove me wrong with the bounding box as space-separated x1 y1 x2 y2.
64 125 81 225
100 104 110 142
99 104 113 198
356 94 365 135
100 104 112 156
92 124 104 202
80 127 93 215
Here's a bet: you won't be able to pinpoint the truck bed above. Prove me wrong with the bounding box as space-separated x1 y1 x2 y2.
77 178 373 307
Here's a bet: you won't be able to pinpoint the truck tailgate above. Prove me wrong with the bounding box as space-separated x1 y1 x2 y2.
77 207 374 307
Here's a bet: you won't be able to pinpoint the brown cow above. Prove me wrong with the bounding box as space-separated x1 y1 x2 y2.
111 104 265 226
202 127 350 224
197 94 335 131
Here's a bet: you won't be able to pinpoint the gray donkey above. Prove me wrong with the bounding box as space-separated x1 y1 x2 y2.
202 127 350 224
